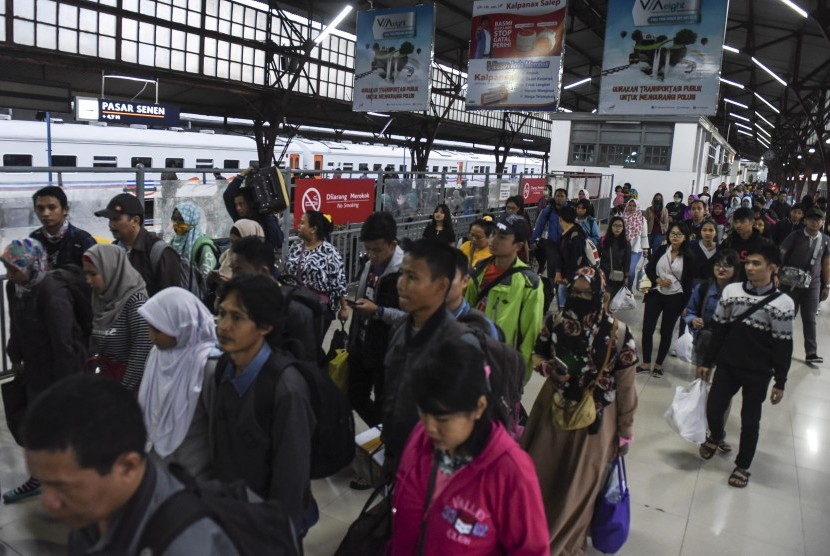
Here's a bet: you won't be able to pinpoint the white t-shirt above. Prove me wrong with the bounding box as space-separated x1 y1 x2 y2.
656 250 684 295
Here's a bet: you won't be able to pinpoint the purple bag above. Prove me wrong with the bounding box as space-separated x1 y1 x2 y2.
591 456 630 554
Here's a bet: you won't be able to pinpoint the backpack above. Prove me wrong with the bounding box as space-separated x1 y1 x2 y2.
279 281 328 361
150 239 208 300
137 464 300 556
254 351 356 480
192 236 221 271
246 166 290 215
37 265 93 339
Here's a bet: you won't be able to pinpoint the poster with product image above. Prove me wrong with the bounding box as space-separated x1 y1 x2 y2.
466 0 567 111
598 0 729 115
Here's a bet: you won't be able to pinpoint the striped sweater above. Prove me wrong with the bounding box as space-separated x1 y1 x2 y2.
703 282 795 389
91 292 152 391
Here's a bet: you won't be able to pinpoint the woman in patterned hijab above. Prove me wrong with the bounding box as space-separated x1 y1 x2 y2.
521 265 640 555
1 238 49 296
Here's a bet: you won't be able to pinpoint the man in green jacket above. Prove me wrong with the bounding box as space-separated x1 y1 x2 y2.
465 214 544 381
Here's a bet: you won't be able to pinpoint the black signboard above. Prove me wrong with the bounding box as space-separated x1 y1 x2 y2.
98 100 180 126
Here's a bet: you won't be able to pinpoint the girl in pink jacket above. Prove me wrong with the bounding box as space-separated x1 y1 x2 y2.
389 340 548 556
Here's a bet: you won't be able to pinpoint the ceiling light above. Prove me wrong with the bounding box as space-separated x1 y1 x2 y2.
559 107 573 113
722 44 740 54
737 129 753 137
729 112 750 122
755 111 775 127
367 112 390 118
564 77 591 90
779 0 809 18
314 5 353 44
720 77 745 89
734 122 752 131
797 154 803 159
758 137 771 148
756 126 772 139
753 92 781 114
752 56 788 87
808 147 816 153
724 98 749 109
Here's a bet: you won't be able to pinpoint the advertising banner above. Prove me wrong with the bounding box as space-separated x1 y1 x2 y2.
353 5 435 112
598 0 729 115
466 0 567 111
521 177 548 204
294 179 376 227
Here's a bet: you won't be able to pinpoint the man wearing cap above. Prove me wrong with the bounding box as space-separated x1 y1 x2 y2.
779 207 830 364
95 193 180 296
465 214 543 376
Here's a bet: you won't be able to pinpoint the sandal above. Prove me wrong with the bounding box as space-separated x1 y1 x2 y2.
652 367 664 378
728 467 751 488
699 438 718 460
718 440 733 453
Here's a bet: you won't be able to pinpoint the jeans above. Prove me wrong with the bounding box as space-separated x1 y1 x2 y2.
781 285 820 356
706 365 772 469
641 291 684 365
557 284 568 309
628 251 643 290
648 233 664 253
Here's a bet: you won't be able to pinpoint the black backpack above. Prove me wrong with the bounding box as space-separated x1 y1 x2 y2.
150 239 208 300
246 166 290 215
279 280 328 361
254 351 355 480
137 464 300 556
37 265 93 339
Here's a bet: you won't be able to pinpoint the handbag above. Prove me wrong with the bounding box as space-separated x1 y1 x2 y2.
591 456 630 553
608 286 636 313
83 354 127 383
550 320 619 431
779 232 824 289
334 483 394 556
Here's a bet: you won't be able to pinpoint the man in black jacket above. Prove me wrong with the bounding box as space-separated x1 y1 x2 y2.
30 186 96 269
720 207 773 280
553 205 588 307
768 190 791 222
95 193 180 296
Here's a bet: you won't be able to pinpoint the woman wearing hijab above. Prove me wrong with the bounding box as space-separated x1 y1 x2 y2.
138 287 217 479
646 193 669 252
170 201 219 275
1 238 90 503
622 198 649 290
711 202 729 241
682 194 699 221
522 267 639 556
83 243 152 392
214 219 265 281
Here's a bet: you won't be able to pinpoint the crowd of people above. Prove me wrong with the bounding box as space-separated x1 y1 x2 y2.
1 176 828 555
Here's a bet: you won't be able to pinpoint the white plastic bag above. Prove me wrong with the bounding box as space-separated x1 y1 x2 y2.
664 379 708 444
673 330 694 363
609 287 636 313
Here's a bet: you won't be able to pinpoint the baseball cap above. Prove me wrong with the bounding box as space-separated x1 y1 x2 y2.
95 193 144 219
805 207 826 219
495 214 530 242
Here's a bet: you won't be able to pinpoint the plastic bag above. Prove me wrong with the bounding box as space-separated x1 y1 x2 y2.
664 379 708 444
609 286 636 313
673 330 694 363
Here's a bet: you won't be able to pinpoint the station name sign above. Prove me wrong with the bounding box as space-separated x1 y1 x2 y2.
97 99 180 126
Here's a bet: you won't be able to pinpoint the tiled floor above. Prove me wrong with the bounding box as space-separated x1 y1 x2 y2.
1 296 829 555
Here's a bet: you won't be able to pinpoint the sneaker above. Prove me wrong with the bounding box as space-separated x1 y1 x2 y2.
806 354 824 364
652 368 664 378
636 366 651 374
2 477 41 504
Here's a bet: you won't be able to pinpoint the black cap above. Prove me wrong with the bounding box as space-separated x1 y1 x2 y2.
495 214 530 243
95 193 144 219
805 207 826 219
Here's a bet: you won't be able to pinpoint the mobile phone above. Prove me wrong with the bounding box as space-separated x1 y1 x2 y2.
346 298 359 308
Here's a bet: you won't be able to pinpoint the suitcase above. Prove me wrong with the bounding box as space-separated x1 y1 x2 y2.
246 166 289 215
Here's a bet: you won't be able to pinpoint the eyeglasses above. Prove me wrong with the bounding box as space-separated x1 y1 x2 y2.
714 263 734 270
669 232 684 238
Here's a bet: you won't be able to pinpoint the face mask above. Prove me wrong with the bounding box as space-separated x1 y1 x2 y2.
653 200 663 210
173 222 189 235
674 197 682 203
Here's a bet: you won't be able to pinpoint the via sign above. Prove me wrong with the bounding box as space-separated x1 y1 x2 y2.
98 99 180 126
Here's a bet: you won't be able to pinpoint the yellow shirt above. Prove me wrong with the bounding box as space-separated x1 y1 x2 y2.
460 241 492 268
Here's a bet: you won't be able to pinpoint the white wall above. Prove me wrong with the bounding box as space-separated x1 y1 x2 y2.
549 119 732 203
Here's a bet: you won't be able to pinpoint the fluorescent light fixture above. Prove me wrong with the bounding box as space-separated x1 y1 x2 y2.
104 74 156 84
753 92 781 114
752 56 788 87
734 122 752 131
722 44 740 54
754 111 775 127
522 138 535 142
559 107 573 113
797 154 803 159
314 5 353 44
367 112 390 118
724 98 749 109
729 112 751 122
780 0 809 18
756 126 772 139
808 147 816 153
564 77 592 90
737 129 753 137
758 137 771 148
719 77 745 89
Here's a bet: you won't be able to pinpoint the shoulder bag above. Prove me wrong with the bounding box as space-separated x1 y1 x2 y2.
779 233 824 289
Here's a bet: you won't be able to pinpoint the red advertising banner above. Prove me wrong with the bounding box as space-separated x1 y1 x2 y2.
521 178 548 204
294 178 376 227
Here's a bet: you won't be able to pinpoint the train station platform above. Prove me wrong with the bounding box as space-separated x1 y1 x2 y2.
0 290 828 555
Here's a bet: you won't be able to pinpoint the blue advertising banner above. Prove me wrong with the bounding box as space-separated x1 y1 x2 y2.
466 0 567 111
598 0 729 115
353 5 435 112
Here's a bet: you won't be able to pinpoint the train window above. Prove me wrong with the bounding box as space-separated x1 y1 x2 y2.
52 155 77 167
224 159 240 169
442 166 449 172
165 158 184 168
358 163 369 171
3 154 33 167
249 160 260 169
131 157 152 168
432 166 438 172
93 156 118 168
196 158 214 168
373 164 382 171
327 162 335 167
342 163 354 171
399 165 406 172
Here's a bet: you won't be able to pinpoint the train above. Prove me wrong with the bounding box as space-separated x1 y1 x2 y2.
0 118 546 193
